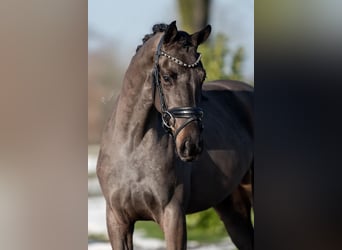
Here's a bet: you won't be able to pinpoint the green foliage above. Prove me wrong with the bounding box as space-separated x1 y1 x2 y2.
88 233 108 242
90 209 254 243
135 209 228 242
199 33 245 81
187 207 254 242
135 221 164 239
186 208 227 241
230 47 245 80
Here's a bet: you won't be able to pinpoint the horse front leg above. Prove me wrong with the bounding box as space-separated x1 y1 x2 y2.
106 204 134 250
162 202 187 250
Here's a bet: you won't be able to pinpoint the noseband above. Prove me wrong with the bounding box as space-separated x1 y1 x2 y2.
152 35 204 139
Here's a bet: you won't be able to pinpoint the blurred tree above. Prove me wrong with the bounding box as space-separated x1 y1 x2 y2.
177 0 245 82
199 33 245 81
177 0 210 33
230 47 245 80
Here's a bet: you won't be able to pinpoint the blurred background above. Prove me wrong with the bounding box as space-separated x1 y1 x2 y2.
88 0 253 249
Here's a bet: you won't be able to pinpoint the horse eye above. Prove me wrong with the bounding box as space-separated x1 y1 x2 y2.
163 75 171 82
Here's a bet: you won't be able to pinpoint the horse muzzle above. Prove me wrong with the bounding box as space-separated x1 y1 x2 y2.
178 135 203 162
161 106 204 162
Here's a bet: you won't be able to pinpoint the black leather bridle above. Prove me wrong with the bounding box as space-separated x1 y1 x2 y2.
152 35 204 139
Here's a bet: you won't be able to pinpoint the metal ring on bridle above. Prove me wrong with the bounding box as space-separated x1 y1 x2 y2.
162 110 175 129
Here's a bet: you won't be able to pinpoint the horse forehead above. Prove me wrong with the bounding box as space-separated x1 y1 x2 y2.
177 31 192 43
167 32 193 50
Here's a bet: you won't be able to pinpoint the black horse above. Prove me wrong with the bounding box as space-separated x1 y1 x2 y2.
97 21 253 250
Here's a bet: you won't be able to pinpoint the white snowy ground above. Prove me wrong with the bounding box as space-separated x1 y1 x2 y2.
88 151 236 250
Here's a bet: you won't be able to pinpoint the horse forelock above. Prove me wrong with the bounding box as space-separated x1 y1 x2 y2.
135 23 199 63
136 23 169 52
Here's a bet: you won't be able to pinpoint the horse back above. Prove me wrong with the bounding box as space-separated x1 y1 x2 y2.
202 80 253 138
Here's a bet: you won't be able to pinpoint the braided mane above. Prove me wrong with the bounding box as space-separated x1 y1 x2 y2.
136 23 169 52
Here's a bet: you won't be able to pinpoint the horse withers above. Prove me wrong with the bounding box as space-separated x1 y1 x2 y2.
96 21 254 250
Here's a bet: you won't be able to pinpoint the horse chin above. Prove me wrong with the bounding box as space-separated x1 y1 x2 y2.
179 154 198 162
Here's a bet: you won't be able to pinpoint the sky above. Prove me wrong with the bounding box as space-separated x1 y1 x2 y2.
88 0 254 79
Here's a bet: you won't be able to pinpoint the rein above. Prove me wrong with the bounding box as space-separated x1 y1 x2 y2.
152 35 204 139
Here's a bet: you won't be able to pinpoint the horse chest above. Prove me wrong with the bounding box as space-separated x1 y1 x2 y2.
109 153 178 220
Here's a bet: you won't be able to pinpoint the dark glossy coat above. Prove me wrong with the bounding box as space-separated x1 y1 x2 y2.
97 21 253 250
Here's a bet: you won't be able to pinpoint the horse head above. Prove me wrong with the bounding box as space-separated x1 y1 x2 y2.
152 21 211 162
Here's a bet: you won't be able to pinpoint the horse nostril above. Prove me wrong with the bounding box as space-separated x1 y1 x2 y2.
184 140 190 150
178 137 203 162
182 139 198 156
180 139 190 155
181 139 189 154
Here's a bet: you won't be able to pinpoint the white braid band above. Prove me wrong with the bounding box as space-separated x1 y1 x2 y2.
160 51 201 68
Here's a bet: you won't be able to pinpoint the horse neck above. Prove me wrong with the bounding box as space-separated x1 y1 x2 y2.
114 34 163 146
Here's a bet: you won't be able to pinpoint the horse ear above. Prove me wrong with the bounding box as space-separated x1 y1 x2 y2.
164 21 178 44
191 25 211 47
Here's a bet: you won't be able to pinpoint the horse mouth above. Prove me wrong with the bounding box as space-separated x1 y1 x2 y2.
179 155 197 162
